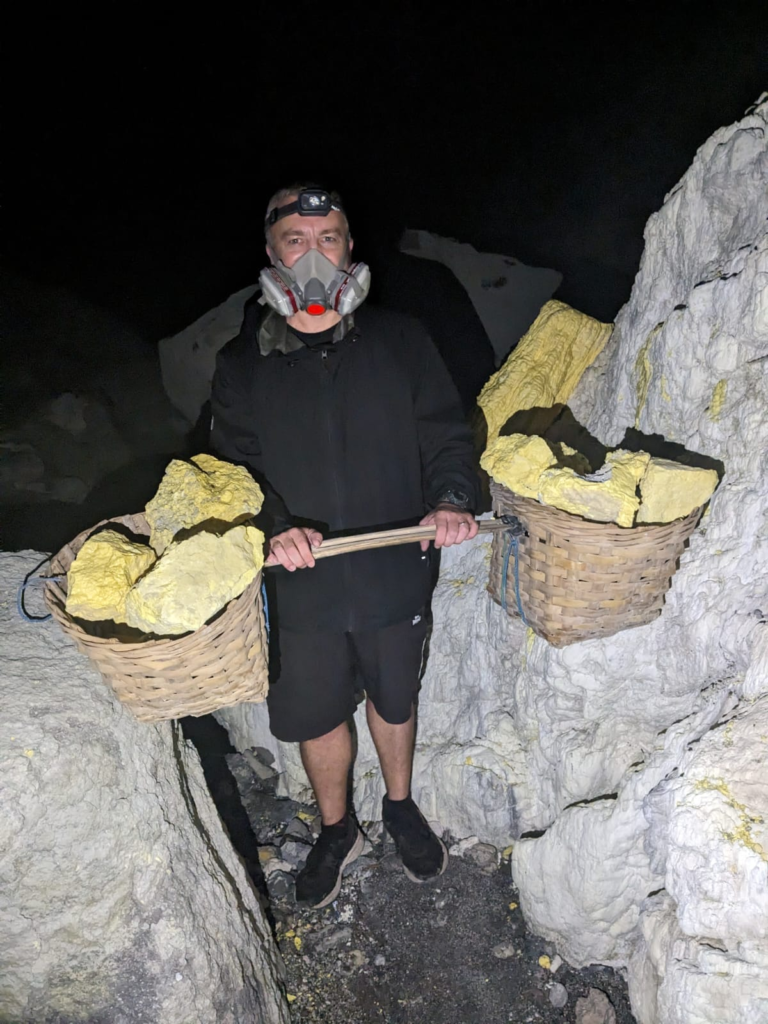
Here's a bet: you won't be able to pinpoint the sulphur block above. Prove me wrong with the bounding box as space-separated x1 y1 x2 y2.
66 530 156 621
121 524 265 636
480 434 557 498
636 459 718 524
145 454 264 555
478 300 612 442
538 457 641 527
606 448 651 492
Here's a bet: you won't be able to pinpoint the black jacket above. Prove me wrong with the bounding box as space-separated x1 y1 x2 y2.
210 299 479 632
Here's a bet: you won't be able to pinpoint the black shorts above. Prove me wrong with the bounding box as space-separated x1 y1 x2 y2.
266 612 429 742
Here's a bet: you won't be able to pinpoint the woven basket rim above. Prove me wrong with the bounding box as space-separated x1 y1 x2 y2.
44 512 261 652
489 482 703 534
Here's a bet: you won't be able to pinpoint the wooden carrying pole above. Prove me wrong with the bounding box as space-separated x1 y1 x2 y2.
307 518 508 561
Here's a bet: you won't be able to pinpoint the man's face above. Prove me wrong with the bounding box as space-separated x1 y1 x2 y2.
267 197 353 270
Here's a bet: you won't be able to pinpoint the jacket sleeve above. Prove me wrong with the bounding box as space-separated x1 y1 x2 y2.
209 343 295 537
411 324 481 512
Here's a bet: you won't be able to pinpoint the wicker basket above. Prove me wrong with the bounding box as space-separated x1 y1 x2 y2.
44 513 269 722
488 484 703 647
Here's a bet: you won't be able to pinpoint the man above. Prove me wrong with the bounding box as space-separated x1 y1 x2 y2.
210 184 479 908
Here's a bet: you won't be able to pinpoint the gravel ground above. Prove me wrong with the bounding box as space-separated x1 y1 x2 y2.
183 716 637 1024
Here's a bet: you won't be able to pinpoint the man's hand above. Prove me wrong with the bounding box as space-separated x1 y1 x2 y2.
265 527 323 571
419 504 478 552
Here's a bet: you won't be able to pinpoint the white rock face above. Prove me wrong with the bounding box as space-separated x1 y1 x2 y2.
514 94 768 1022
159 285 258 425
218 97 768 1023
1 551 288 1024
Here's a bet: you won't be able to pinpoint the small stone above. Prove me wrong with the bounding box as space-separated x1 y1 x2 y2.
283 816 312 842
549 954 563 973
266 870 293 900
175 972 183 982
465 842 499 873
548 982 568 1008
252 746 276 766
448 835 480 857
243 751 278 781
280 841 310 868
492 943 517 959
348 949 367 967
310 925 353 954
374 954 386 967
575 989 617 1024
263 857 293 877
257 845 279 864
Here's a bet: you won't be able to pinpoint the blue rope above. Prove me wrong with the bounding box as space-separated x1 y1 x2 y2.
17 556 65 623
500 531 528 626
261 579 270 642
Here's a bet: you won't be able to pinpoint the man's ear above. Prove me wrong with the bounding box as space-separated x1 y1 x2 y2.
266 244 277 266
348 236 354 257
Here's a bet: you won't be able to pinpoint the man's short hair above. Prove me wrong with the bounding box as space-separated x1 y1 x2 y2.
264 183 348 244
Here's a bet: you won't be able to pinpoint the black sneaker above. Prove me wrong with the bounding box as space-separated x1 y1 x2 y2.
294 814 364 908
382 795 448 883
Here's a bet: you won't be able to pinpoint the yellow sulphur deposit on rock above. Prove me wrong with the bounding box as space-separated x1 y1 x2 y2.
145 453 264 555
121 524 265 635
66 529 156 621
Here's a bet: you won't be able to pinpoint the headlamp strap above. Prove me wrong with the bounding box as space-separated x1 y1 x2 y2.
266 189 344 228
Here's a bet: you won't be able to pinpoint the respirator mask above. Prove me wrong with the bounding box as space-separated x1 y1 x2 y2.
259 189 371 317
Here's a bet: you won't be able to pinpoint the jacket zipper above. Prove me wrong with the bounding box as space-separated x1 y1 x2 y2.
321 348 354 632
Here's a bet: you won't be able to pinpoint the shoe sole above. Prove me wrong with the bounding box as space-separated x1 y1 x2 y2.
384 827 449 884
309 829 365 910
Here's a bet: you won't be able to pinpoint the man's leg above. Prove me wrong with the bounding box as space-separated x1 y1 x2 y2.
267 630 363 907
366 698 415 801
354 617 448 883
300 721 353 825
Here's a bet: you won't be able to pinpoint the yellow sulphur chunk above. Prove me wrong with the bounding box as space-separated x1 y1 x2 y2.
122 524 264 635
66 529 156 621
478 300 612 442
538 451 644 528
480 434 556 498
294 936 302 951
637 459 718 524
145 453 264 554
538 955 551 969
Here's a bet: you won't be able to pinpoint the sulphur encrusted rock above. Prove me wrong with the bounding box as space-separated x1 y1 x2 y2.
121 524 265 635
477 300 613 443
637 458 718 524
65 530 156 621
538 452 644 527
145 453 264 555
480 434 557 498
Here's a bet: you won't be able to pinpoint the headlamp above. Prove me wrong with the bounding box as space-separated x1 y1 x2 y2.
266 188 343 228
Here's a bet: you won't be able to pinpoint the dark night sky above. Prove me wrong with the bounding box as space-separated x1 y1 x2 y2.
6 2 767 338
